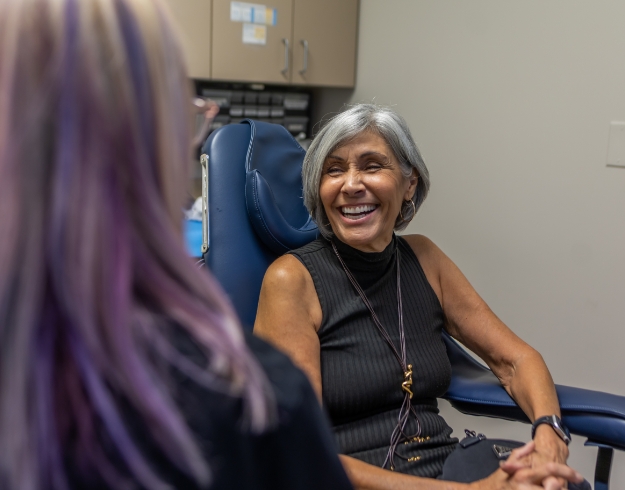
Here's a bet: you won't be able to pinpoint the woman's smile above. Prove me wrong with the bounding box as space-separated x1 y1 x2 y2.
339 204 379 220
319 131 417 252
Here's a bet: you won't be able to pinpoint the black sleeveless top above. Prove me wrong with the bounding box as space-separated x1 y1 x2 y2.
290 235 458 478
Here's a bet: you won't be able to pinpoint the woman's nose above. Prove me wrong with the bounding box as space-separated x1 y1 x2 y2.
341 168 365 195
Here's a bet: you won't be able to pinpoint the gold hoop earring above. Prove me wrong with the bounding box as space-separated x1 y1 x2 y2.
399 199 417 223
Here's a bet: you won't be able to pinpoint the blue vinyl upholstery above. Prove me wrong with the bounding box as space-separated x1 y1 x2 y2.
244 120 318 254
199 119 625 487
202 120 318 328
442 332 625 451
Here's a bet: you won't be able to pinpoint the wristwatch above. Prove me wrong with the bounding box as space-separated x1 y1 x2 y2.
531 415 571 445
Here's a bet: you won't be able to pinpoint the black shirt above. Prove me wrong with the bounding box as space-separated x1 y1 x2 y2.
291 235 458 477
67 330 353 490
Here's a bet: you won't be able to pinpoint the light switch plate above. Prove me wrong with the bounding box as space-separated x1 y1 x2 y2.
607 121 625 167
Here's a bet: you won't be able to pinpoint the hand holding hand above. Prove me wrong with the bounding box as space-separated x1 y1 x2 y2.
519 425 570 489
479 441 583 490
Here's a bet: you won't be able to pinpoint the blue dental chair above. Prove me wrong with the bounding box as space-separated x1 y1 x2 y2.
196 119 625 489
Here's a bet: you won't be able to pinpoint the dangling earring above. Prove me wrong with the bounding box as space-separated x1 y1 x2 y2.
399 199 417 223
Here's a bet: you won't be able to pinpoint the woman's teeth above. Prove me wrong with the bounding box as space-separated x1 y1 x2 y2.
340 205 377 219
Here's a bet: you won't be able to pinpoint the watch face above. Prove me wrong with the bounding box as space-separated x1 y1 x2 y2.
554 425 568 439
551 416 571 443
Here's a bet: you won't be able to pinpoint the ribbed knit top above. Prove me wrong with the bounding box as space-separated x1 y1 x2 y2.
290 235 458 477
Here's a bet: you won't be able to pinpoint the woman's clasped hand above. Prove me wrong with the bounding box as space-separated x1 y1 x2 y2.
254 104 588 490
490 442 582 490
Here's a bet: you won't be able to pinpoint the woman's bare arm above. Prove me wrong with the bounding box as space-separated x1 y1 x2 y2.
403 235 570 475
254 254 324 399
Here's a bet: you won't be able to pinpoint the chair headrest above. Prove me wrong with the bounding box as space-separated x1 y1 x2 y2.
242 119 319 255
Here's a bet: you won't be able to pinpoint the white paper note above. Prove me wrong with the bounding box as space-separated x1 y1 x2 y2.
231 2 276 25
252 7 267 24
242 23 267 45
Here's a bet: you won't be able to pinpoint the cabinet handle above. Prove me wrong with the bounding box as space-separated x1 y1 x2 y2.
281 38 290 77
300 39 309 76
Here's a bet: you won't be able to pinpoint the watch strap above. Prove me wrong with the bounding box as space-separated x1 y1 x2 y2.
531 415 571 445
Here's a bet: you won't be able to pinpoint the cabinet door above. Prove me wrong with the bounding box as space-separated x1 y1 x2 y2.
212 0 293 84
164 0 212 80
291 0 358 87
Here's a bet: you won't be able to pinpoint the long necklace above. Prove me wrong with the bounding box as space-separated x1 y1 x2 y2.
331 240 422 471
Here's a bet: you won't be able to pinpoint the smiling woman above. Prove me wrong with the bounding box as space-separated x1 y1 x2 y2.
319 131 418 252
303 105 430 242
254 104 587 490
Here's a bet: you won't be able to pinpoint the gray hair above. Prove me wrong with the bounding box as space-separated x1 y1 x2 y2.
303 104 430 238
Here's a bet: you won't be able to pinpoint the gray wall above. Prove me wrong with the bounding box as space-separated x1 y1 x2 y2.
344 0 625 484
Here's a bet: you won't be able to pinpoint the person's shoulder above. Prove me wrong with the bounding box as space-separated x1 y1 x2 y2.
263 239 327 295
262 253 312 295
399 233 437 252
398 234 449 275
171 326 311 424
167 327 352 490
288 236 328 258
242 331 354 490
244 330 310 409
399 233 446 259
257 242 323 337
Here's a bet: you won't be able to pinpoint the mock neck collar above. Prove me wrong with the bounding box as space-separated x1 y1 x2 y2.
329 235 397 289
331 234 396 262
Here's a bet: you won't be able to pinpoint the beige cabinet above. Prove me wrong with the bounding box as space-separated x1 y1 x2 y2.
291 0 358 87
212 0 293 84
169 0 359 87
165 0 212 80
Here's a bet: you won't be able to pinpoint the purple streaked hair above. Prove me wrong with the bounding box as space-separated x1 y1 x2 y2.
0 0 273 488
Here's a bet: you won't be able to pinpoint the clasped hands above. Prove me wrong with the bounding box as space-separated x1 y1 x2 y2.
481 430 583 490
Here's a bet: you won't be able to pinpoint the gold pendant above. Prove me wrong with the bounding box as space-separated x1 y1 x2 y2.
401 364 413 399
404 436 430 445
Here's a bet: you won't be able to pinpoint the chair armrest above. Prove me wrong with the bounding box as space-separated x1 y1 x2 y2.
442 332 625 450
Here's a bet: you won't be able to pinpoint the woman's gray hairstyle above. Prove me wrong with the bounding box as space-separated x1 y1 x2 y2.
303 103 430 238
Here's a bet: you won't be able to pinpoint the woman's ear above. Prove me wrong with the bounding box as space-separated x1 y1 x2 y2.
404 169 419 201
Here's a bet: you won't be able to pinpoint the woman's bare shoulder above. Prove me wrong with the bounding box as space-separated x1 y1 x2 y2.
400 234 444 262
256 253 322 333
262 254 314 293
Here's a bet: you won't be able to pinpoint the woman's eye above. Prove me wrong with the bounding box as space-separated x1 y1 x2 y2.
325 166 342 175
365 162 382 171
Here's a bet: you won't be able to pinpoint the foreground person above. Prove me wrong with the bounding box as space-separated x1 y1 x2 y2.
0 0 353 488
255 104 586 489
